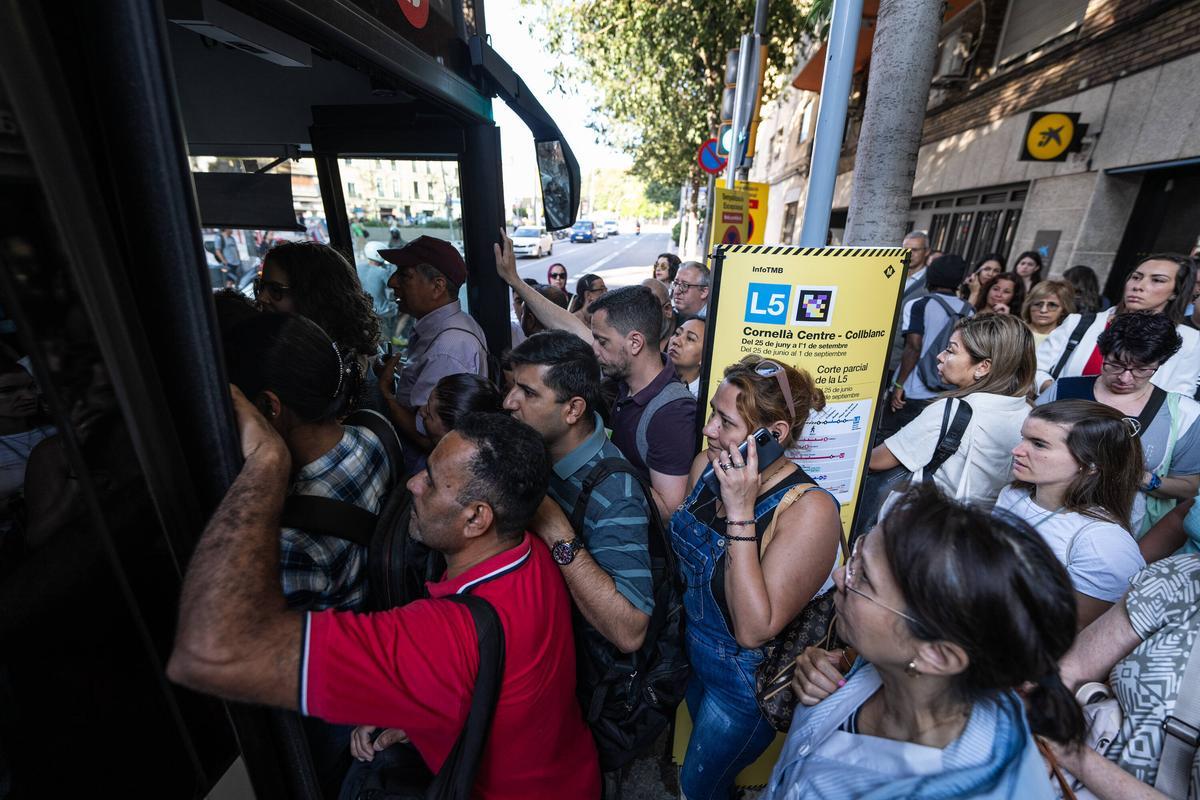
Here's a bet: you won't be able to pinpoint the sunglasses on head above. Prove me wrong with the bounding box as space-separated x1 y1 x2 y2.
253 278 291 302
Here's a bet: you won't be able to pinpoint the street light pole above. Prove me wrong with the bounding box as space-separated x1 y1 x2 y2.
798 0 864 246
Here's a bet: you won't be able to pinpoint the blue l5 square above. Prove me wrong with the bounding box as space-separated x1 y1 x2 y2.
744 283 790 325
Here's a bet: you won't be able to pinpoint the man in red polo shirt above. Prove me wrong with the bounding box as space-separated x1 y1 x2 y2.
167 389 599 799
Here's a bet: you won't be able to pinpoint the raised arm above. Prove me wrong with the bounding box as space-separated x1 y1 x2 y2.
167 386 304 710
494 229 592 342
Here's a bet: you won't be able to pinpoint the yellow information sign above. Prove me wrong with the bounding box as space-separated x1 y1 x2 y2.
738 180 769 245
706 185 750 254
701 244 908 531
1020 111 1082 162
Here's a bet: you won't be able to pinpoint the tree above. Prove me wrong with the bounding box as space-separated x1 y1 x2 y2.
844 0 942 246
523 0 823 191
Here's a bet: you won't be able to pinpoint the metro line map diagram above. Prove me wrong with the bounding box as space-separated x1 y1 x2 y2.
786 398 872 505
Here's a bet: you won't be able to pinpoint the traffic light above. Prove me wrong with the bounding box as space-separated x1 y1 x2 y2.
718 49 739 157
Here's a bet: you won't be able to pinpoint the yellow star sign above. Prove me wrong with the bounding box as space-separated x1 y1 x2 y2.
1021 112 1081 162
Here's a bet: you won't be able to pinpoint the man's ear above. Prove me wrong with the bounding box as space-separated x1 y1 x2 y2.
461 501 495 541
257 390 283 419
627 330 646 356
564 395 589 426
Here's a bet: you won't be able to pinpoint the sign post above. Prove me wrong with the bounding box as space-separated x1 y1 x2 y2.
698 244 909 532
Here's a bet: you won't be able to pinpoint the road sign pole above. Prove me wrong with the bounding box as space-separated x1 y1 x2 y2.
799 0 864 246
703 171 717 257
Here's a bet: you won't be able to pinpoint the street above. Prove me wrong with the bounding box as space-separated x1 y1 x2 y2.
515 229 673 290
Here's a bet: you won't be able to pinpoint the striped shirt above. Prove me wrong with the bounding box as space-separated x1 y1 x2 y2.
280 424 391 611
547 413 654 617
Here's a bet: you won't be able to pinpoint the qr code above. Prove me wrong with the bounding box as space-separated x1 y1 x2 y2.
793 287 836 325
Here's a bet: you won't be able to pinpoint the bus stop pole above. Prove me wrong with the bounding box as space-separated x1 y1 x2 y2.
798 0 864 247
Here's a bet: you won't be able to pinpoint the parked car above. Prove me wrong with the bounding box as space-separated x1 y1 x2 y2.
570 220 596 243
510 226 553 258
604 220 619 236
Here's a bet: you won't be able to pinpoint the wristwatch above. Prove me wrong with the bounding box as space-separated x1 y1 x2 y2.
1143 473 1163 492
551 538 585 566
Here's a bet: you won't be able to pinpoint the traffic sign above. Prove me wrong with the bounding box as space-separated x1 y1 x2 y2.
697 138 727 175
1020 111 1085 162
717 123 733 156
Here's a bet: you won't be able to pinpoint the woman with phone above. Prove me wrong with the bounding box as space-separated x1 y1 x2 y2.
670 355 844 800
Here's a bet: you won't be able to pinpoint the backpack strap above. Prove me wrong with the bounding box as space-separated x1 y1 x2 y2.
279 495 376 547
429 593 506 800
633 381 695 467
1049 313 1098 379
570 457 670 566
922 399 973 483
343 408 404 492
1133 386 1168 439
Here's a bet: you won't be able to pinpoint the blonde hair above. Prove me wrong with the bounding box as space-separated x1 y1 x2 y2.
947 314 1035 399
1021 280 1076 326
721 354 825 447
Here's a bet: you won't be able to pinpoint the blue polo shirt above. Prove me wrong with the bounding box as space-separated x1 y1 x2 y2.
546 414 654 616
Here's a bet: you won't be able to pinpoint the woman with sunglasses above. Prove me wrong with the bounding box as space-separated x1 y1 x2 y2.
653 252 681 284
545 263 572 304
256 242 380 412
1036 311 1200 535
567 273 608 325
1036 253 1200 395
870 314 1036 510
771 485 1083 799
671 355 843 800
1021 279 1075 348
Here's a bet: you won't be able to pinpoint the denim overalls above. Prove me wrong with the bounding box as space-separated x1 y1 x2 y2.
670 474 831 800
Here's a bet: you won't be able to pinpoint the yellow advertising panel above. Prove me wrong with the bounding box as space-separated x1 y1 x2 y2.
737 180 769 244
701 244 908 532
706 186 750 254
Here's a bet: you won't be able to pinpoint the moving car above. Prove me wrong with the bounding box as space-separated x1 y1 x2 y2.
510 226 553 257
592 221 608 240
604 220 619 236
570 220 597 243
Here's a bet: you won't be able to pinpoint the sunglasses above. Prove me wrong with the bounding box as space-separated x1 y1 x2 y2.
253 278 291 302
731 359 796 423
549 271 567 279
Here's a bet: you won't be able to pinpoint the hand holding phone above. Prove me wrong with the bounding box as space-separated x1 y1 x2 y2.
700 427 785 496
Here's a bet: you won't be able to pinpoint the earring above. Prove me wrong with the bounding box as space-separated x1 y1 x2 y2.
905 660 920 677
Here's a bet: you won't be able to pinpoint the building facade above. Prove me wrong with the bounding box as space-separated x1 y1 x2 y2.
751 0 1200 295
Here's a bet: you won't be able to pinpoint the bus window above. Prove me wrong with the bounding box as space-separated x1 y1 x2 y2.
0 190 238 795
189 156 330 291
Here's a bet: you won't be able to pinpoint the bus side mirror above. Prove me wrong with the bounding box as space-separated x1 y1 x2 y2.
535 139 577 232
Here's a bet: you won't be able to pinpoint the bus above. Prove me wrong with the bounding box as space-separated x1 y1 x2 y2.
0 1 578 796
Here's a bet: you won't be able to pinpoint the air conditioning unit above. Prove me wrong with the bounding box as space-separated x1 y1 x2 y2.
168 0 311 68
932 28 974 84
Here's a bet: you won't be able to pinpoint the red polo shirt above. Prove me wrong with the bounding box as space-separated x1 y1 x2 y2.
301 533 600 799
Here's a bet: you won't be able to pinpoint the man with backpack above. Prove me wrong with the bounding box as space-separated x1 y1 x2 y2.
503 330 686 786
878 254 972 440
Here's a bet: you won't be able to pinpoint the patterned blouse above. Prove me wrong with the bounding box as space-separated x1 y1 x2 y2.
1107 554 1200 798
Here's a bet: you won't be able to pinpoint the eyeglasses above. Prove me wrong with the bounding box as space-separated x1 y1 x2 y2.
1101 359 1158 379
253 278 291 302
844 534 921 624
1030 300 1062 310
672 279 708 294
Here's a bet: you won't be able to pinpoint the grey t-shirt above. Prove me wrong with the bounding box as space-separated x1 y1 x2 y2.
395 300 487 409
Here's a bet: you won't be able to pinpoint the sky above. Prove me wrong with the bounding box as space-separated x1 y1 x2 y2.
485 0 631 205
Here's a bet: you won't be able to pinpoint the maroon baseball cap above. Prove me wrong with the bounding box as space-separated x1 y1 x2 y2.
379 236 467 287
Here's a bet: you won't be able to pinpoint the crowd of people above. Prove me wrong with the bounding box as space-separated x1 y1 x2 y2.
159 223 1200 800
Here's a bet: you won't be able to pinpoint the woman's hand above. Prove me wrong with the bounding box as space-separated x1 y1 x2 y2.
713 435 760 519
493 228 520 287
991 302 1010 315
791 647 849 706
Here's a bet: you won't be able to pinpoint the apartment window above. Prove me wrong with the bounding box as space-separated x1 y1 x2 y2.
996 0 1088 64
780 201 799 245
393 179 401 197
770 130 784 164
376 177 385 195
798 102 813 143
413 181 421 199
346 181 358 198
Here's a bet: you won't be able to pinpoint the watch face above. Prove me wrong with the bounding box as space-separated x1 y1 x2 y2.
551 539 576 565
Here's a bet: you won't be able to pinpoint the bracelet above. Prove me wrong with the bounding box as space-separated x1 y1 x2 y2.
893 381 903 391
726 519 755 526
726 535 757 542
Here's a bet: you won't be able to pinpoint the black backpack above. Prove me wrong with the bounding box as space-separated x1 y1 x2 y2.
914 295 973 392
278 409 445 611
567 457 689 772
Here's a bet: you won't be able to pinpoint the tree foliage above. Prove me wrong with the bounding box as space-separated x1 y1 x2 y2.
523 0 826 191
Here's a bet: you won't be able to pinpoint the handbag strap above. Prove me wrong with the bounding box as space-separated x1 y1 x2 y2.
759 483 848 566
921 399 973 484
426 593 505 800
1155 627 1200 798
1050 313 1098 380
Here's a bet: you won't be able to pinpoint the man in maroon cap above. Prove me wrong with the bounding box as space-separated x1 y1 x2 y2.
378 236 489 451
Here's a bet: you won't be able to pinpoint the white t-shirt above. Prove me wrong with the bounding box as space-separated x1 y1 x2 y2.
884 393 1030 508
993 486 1145 602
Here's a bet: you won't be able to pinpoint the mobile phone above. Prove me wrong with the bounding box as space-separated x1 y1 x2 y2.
700 427 786 496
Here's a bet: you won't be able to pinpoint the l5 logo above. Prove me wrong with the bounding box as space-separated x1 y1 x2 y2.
396 0 429 28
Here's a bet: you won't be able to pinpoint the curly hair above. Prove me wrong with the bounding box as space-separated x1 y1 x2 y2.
262 242 380 358
721 354 825 447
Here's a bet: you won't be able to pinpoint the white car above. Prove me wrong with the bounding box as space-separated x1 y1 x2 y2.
510 226 554 258
592 222 608 240
604 220 619 236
